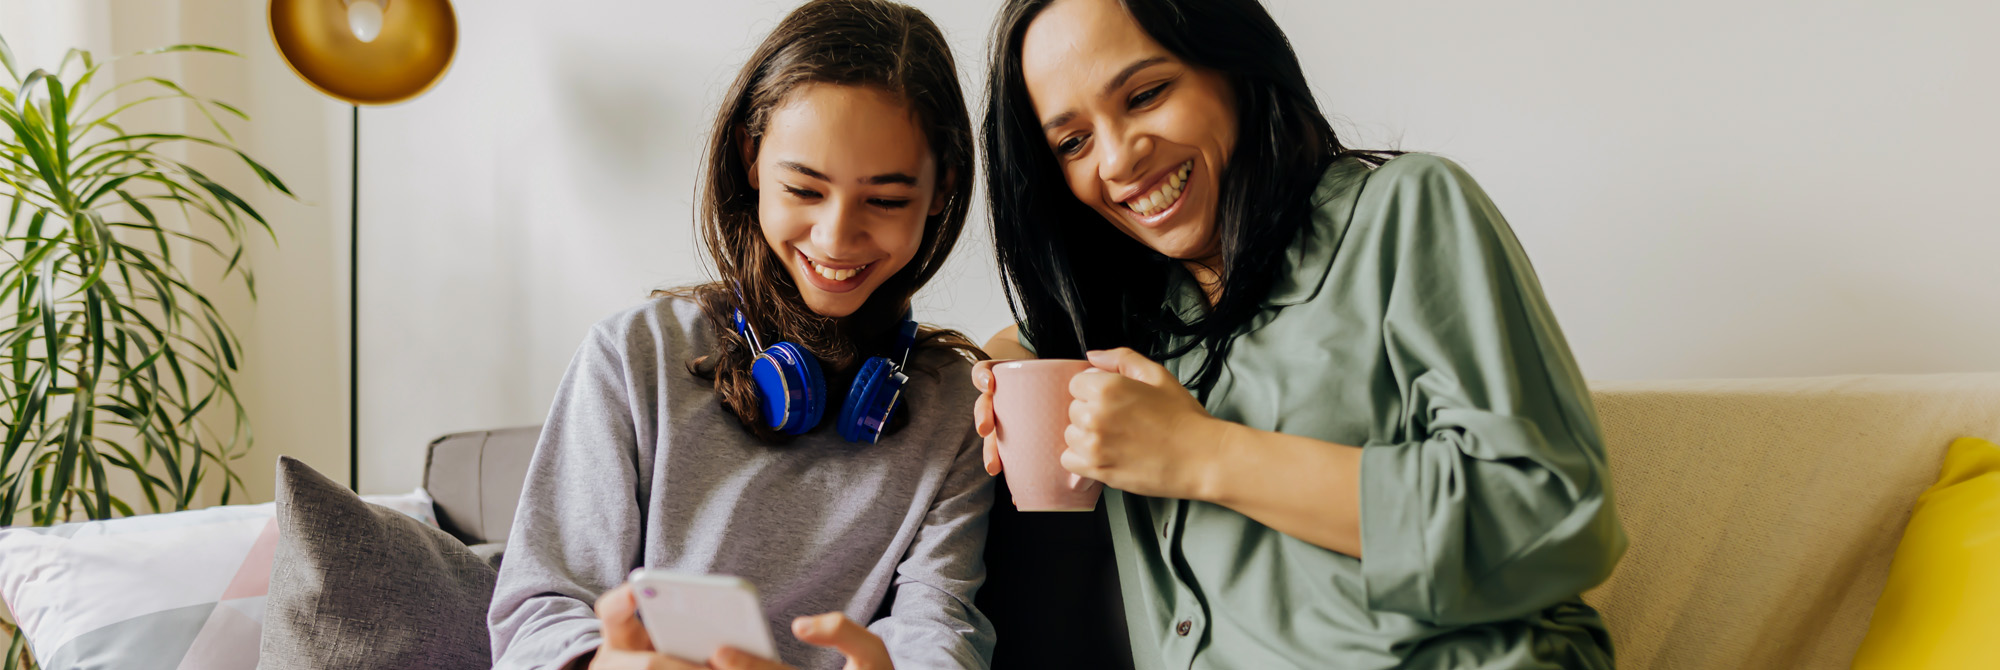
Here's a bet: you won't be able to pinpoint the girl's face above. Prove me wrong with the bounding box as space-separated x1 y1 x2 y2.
1021 0 1237 263
748 83 946 318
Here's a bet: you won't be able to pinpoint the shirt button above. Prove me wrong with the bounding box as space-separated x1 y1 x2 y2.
1176 619 1192 636
1161 521 1170 538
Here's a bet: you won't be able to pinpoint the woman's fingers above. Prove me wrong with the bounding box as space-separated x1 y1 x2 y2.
593 584 653 652
973 360 1003 475
792 613 893 670
970 359 997 393
974 386 995 437
983 432 1002 476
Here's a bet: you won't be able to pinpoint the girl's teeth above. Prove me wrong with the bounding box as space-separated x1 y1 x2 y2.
812 261 864 281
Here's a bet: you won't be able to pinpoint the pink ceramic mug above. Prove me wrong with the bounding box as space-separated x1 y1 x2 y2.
992 359 1103 512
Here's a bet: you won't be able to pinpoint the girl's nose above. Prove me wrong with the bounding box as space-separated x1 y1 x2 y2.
811 201 868 259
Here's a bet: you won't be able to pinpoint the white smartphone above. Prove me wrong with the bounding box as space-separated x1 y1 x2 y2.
627 568 780 663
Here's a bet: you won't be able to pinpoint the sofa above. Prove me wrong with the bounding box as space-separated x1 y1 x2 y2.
423 372 2000 669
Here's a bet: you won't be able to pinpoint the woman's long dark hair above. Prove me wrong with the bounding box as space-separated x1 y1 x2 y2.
984 0 1395 396
664 0 981 443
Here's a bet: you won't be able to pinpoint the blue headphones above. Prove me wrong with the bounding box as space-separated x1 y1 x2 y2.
733 305 918 443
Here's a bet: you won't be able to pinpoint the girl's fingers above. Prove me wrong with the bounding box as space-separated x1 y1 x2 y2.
792 613 892 670
710 646 793 670
594 584 654 652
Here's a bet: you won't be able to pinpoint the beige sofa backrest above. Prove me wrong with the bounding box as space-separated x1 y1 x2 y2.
1583 373 2000 669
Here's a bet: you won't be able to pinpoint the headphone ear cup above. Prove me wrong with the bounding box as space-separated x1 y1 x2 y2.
748 350 793 432
839 356 904 443
789 342 827 433
751 343 826 435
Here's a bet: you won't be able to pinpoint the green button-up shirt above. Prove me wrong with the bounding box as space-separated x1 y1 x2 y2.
1024 154 1626 669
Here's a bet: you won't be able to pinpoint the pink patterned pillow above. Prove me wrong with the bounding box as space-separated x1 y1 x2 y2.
0 490 437 670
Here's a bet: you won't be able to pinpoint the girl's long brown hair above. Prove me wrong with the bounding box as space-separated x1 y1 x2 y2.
662 0 982 443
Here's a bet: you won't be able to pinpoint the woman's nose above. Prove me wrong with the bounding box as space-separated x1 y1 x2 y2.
1098 129 1150 186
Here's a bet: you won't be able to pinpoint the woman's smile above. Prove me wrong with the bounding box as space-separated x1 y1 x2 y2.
1116 160 1192 226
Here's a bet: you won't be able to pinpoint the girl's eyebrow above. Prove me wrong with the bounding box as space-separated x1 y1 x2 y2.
781 161 917 186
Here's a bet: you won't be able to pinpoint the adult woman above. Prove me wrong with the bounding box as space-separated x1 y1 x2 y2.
973 0 1627 667
489 2 992 669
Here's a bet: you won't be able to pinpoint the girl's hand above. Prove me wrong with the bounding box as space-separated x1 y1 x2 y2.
586 584 704 670
709 613 890 670
1062 348 1231 500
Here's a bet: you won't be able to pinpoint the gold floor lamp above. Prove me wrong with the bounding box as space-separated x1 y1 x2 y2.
269 0 456 491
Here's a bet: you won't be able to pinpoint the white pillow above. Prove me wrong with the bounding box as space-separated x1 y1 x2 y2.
0 489 438 670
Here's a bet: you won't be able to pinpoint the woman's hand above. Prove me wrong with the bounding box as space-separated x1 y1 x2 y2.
585 585 891 670
973 325 1035 475
972 360 1002 475
1062 348 1231 500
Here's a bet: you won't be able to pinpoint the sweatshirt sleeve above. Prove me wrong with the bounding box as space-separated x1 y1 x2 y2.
489 325 645 670
866 427 997 669
1355 155 1627 626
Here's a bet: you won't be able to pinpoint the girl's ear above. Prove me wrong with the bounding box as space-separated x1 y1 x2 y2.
928 167 955 217
740 128 761 189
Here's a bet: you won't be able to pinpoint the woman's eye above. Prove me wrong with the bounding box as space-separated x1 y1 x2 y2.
1056 136 1085 157
869 198 911 209
783 185 822 200
1130 82 1169 108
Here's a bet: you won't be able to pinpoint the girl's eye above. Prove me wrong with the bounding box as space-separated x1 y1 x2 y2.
869 198 911 209
783 185 822 200
1130 82 1168 109
1056 135 1086 157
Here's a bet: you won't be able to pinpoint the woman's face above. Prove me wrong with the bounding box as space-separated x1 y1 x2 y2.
748 83 946 318
1020 0 1237 262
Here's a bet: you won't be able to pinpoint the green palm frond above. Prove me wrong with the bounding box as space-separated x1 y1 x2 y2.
0 31 288 537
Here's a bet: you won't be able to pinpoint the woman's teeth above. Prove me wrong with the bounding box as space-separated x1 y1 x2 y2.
1126 161 1192 216
809 259 867 281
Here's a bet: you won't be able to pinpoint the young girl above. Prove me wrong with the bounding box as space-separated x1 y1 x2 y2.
488 2 991 669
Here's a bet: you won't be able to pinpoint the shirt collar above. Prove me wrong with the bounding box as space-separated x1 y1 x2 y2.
1163 157 1373 317
1260 157 1371 307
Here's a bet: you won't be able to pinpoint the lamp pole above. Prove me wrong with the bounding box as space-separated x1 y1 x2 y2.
268 0 457 492
349 104 360 491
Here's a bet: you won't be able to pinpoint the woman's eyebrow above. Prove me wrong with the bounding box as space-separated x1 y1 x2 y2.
1040 56 1174 133
1102 56 1170 98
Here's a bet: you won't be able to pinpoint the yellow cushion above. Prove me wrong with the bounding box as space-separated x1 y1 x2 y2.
1852 437 2000 669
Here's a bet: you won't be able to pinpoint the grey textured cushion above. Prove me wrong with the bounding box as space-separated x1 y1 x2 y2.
258 456 498 670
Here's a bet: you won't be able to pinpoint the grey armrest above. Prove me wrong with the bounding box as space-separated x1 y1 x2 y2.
423 425 543 547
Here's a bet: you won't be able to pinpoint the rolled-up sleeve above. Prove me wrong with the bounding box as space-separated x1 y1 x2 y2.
867 429 997 669
1356 155 1627 626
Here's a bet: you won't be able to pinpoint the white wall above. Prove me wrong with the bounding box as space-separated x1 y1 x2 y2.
17 0 1996 500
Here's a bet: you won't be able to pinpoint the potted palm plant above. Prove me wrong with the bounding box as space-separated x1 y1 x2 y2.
0 34 291 668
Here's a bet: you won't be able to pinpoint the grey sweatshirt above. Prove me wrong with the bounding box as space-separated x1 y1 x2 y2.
488 297 995 670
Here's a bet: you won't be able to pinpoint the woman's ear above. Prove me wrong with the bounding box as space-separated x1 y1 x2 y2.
739 128 761 189
928 167 955 217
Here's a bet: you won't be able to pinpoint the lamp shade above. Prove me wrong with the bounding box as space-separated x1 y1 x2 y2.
269 0 457 105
